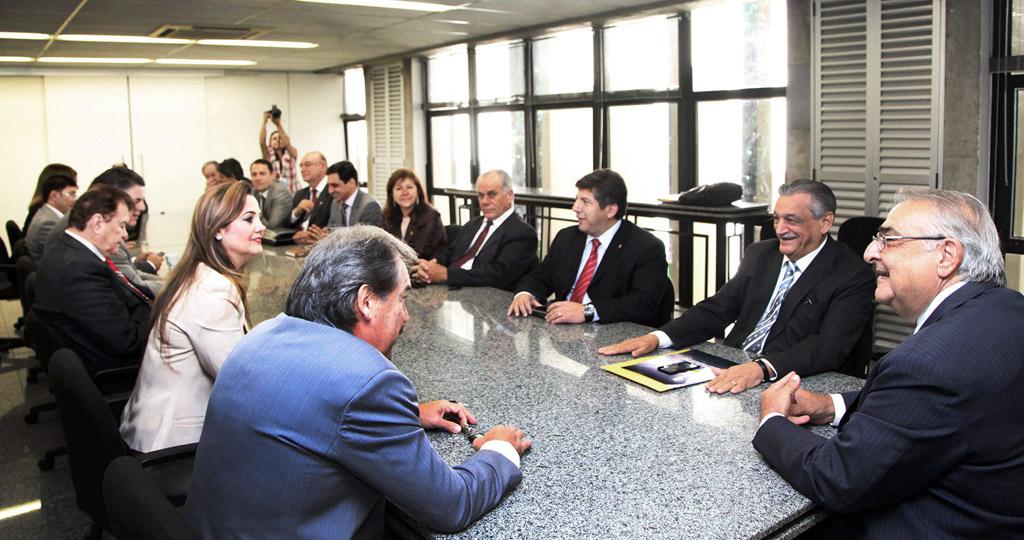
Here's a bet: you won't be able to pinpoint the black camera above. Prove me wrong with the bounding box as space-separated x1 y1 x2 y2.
269 105 282 119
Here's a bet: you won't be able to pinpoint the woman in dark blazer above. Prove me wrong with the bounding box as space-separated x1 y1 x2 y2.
382 168 446 259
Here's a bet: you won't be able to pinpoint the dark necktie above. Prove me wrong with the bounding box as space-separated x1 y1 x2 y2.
452 220 492 268
105 257 153 305
342 202 349 227
570 238 601 304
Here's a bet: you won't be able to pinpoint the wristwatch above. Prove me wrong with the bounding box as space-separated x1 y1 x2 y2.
753 358 773 383
583 303 596 322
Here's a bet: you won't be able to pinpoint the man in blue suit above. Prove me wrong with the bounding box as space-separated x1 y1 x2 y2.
185 226 531 538
755 188 1024 538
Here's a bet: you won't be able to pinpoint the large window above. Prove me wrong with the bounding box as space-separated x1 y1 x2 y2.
424 1 787 200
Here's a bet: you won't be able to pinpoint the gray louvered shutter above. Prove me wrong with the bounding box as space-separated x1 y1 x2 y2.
367 62 407 203
813 0 942 352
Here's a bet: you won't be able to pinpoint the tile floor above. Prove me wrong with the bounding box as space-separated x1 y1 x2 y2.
0 298 96 539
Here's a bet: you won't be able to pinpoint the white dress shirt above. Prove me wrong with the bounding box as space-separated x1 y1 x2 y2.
458 205 515 270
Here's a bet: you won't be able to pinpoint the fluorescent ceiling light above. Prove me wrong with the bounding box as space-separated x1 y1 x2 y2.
0 56 34 62
435 19 470 24
155 58 257 66
58 34 193 45
0 500 42 521
294 0 455 12
0 31 50 40
197 39 318 49
38 57 152 64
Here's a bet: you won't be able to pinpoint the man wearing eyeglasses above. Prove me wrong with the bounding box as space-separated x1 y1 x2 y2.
599 179 875 393
754 188 1024 537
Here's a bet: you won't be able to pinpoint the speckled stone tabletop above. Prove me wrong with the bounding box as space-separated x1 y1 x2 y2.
245 247 866 539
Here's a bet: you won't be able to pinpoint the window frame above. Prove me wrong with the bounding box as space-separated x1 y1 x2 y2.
422 11 787 199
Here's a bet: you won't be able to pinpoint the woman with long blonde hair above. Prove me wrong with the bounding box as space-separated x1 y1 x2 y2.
121 181 265 452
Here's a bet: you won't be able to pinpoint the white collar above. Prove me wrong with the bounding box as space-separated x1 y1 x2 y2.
44 203 64 219
343 188 358 208
487 205 516 229
588 219 622 246
787 235 828 273
914 281 967 333
64 230 105 262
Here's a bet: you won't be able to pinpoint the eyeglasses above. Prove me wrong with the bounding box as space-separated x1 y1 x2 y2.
872 232 946 250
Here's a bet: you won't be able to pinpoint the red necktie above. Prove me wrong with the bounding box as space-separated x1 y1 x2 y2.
105 257 152 304
452 220 492 268
570 238 601 304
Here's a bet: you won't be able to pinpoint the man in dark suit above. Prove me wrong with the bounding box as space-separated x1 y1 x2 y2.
34 185 151 376
290 151 331 235
415 169 538 290
249 159 293 229
755 188 1024 538
186 226 531 537
26 173 77 261
599 180 875 393
298 161 382 244
508 169 668 327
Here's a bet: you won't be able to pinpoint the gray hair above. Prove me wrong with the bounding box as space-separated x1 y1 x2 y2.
893 187 1006 286
778 179 837 219
479 169 513 192
285 226 418 331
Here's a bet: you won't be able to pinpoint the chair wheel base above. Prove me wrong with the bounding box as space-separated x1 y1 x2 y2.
38 457 54 471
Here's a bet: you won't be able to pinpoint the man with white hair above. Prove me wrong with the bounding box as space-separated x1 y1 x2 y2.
755 188 1024 538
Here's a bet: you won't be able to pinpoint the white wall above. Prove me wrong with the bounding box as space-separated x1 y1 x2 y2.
0 70 344 252
0 77 47 240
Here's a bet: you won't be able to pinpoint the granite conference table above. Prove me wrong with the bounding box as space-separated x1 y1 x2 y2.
244 246 864 539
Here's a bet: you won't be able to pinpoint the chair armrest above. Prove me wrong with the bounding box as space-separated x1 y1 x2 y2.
137 443 198 468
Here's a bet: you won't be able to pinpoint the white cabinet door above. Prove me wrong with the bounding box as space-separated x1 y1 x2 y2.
128 75 208 252
44 76 133 185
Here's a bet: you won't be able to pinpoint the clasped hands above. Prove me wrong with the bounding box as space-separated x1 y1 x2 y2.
412 259 448 284
418 400 532 455
294 224 328 245
758 372 836 426
506 294 584 324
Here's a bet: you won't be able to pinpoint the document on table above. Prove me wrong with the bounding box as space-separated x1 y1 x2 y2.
601 349 736 392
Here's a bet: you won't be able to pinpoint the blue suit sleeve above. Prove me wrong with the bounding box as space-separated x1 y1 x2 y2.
335 368 521 533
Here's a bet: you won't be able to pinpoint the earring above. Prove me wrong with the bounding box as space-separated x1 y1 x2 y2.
215 234 223 241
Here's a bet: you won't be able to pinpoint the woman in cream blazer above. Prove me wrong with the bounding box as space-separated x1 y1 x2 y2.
121 181 265 452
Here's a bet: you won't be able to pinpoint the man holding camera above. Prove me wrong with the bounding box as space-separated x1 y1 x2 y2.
259 105 299 192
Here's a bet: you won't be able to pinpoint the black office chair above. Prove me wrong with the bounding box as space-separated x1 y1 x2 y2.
0 238 26 359
443 224 462 248
12 237 27 259
835 216 884 378
104 456 199 540
6 219 22 247
50 349 196 539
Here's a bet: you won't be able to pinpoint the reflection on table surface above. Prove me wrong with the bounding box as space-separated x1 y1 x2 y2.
245 246 863 539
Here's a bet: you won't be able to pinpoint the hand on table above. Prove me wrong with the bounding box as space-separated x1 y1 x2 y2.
473 425 532 456
705 362 764 394
418 400 477 433
544 301 584 324
414 259 447 284
597 334 660 357
507 294 541 317
294 225 327 245
139 251 164 271
759 372 835 426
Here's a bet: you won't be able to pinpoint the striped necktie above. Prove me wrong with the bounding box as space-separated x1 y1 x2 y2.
741 261 796 353
105 257 153 305
569 238 601 304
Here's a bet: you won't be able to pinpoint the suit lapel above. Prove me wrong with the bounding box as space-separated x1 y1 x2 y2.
589 221 628 286
768 237 837 340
